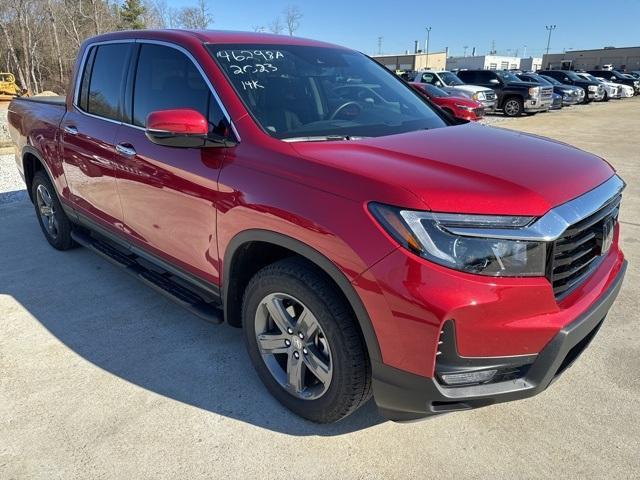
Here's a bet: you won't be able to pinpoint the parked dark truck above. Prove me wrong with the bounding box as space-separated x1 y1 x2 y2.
457 69 553 116
8 30 627 423
538 70 605 103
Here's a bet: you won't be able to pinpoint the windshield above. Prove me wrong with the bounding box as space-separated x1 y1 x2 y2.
207 44 446 140
565 71 584 81
439 71 464 85
424 84 449 97
495 71 522 83
581 73 598 82
540 75 561 86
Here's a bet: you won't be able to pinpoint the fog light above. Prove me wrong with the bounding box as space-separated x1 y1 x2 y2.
440 369 497 386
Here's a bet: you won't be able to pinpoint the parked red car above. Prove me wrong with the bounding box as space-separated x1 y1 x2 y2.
8 30 626 423
410 82 485 121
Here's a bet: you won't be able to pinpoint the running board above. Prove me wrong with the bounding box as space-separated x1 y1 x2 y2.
71 229 223 324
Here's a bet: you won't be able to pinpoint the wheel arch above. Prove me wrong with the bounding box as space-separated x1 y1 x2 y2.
222 229 382 363
21 146 54 203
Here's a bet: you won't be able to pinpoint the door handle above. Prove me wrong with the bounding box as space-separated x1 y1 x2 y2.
116 143 136 157
64 125 78 135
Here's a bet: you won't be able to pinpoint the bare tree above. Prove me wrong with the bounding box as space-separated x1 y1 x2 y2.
283 5 302 36
268 17 283 35
176 0 213 29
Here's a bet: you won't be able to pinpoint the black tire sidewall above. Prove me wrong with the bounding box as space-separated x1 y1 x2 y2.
31 171 74 250
242 261 368 422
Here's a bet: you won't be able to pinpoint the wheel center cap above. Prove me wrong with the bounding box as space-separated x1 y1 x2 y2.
292 337 303 350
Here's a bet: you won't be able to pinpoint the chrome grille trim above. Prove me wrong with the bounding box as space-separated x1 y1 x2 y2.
443 175 625 241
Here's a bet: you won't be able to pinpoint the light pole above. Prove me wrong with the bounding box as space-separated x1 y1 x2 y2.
545 25 557 55
425 27 432 69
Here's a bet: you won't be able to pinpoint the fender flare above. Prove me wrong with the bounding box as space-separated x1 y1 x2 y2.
21 145 57 201
223 229 382 363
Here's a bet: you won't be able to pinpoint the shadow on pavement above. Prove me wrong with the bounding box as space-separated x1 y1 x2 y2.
0 201 386 436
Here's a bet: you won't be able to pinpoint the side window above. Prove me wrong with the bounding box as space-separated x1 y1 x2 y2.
86 43 130 120
78 46 96 111
478 71 495 83
133 43 227 136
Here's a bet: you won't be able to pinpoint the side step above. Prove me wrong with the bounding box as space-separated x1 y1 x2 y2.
71 229 223 324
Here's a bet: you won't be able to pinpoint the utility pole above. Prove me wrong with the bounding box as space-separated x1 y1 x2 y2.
545 25 557 55
523 44 527 58
425 27 431 68
463 45 468 57
377 36 383 55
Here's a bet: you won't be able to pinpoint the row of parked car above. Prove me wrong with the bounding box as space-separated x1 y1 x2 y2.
401 68 640 121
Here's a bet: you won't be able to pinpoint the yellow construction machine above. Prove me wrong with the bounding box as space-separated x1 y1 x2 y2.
0 72 21 101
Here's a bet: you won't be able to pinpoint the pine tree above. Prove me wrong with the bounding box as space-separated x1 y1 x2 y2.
120 0 146 30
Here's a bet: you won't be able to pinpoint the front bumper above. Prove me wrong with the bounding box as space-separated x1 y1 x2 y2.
524 96 553 112
373 260 627 421
480 99 496 112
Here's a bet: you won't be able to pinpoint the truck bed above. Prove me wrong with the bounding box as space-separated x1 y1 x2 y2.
13 95 66 106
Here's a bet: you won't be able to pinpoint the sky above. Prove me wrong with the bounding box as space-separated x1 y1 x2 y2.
169 0 640 58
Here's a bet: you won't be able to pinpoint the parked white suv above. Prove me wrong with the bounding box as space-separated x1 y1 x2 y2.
413 70 497 111
576 73 621 101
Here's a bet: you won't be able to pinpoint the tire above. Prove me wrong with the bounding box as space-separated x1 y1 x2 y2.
242 257 371 423
31 170 75 250
503 97 523 117
603 91 609 102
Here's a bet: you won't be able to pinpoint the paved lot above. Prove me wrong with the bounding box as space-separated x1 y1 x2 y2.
1 98 639 479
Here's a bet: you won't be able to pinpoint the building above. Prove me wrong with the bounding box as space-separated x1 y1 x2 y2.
372 51 447 72
446 55 521 71
542 46 640 71
520 57 543 72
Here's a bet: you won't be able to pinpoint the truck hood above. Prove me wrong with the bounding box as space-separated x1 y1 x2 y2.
450 84 490 94
290 123 614 216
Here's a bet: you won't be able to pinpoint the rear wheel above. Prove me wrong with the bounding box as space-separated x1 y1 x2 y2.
603 91 609 101
242 258 371 423
503 97 523 117
31 170 75 250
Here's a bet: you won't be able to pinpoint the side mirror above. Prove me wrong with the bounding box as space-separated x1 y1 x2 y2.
435 80 442 87
489 78 500 84
145 109 234 148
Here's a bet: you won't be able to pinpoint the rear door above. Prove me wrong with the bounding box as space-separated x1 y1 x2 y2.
61 42 132 230
112 41 232 284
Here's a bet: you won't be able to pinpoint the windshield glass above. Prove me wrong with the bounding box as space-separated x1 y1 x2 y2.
424 84 449 97
439 71 464 85
540 75 561 85
566 71 584 81
207 44 447 140
495 71 522 83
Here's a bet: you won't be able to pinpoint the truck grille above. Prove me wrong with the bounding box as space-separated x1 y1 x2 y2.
549 194 621 299
541 86 554 98
485 91 497 101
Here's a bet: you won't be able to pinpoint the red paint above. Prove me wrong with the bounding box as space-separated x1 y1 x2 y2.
146 109 209 135
7 30 625 384
410 82 485 121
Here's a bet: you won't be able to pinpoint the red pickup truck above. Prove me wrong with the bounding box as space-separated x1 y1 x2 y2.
8 30 626 423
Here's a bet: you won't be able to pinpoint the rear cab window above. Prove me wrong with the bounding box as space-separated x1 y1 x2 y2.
78 43 132 121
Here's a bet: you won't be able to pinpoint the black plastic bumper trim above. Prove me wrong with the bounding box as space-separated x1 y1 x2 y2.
372 260 627 422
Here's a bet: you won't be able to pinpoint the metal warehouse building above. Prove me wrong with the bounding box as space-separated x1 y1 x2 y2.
372 51 447 72
542 46 640 71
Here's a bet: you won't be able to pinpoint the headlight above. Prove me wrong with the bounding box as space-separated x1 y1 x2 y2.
528 86 540 96
472 91 485 101
369 204 547 277
454 104 474 111
588 85 598 91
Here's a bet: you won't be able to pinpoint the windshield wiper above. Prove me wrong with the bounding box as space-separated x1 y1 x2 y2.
281 135 369 143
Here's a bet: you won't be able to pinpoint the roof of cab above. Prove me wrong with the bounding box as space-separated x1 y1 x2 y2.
84 29 348 50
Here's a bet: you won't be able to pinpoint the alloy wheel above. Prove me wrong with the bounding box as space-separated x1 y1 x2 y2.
36 184 59 239
504 99 521 116
254 292 333 400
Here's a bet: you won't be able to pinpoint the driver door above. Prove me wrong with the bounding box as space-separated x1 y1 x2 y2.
112 42 232 285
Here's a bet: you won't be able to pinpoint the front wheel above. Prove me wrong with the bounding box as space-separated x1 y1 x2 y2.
503 97 524 117
242 258 371 423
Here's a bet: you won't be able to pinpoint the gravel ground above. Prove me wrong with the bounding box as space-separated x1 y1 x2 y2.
0 153 27 205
